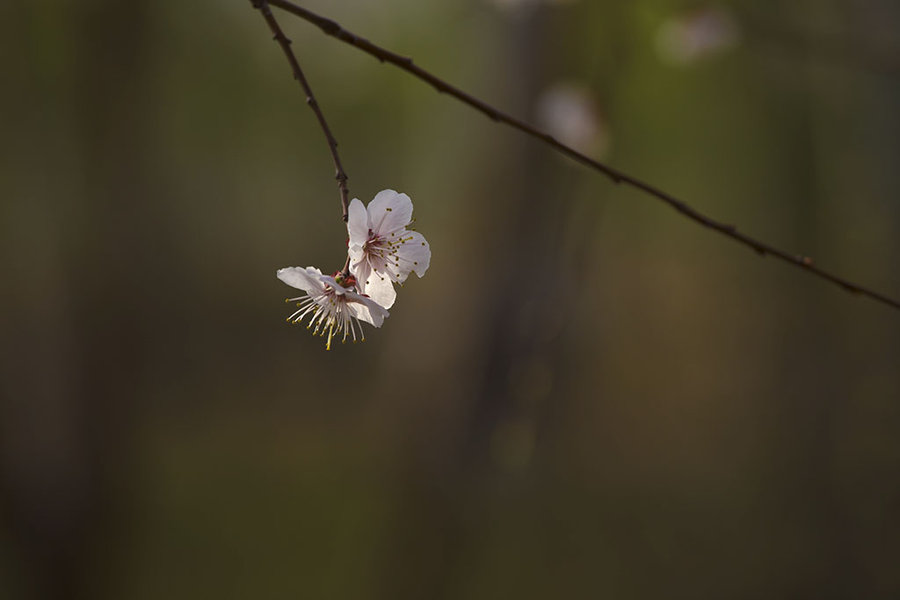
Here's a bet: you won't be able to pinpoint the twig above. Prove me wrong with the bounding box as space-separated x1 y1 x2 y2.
251 0 350 222
264 0 900 311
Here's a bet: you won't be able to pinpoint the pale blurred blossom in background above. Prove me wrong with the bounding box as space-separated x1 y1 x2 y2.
536 82 610 158
656 6 741 65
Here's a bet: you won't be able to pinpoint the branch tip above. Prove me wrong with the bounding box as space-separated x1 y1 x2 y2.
252 0 350 222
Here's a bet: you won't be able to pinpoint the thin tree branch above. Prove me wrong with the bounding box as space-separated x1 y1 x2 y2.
251 0 350 222
264 0 900 312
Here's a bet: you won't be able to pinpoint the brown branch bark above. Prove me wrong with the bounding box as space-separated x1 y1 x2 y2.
251 0 350 222
262 0 900 312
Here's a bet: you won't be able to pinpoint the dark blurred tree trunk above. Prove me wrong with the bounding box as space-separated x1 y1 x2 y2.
0 1 154 598
766 1 864 596
838 2 900 596
375 6 569 599
370 5 615 598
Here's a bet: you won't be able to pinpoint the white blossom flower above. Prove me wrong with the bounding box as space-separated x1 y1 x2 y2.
278 266 389 349
656 7 740 65
536 82 610 158
347 189 431 309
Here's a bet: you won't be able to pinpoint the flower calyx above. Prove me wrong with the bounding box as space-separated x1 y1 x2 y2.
332 271 357 290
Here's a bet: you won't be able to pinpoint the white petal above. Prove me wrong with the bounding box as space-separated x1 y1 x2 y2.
367 252 392 278
348 244 365 263
277 266 325 293
394 230 431 279
363 272 397 309
347 198 369 247
351 259 373 296
368 189 413 235
347 293 389 327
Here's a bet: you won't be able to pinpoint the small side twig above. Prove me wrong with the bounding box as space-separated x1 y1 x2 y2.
251 0 350 222
262 0 900 312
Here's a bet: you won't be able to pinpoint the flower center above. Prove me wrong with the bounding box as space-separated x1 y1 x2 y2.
364 230 399 259
332 271 357 289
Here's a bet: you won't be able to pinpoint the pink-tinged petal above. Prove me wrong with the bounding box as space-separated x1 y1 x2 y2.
347 294 389 327
393 230 431 279
347 198 369 247
368 189 413 235
363 273 397 309
277 266 325 294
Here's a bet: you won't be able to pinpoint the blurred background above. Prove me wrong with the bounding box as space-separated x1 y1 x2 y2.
2 0 899 598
